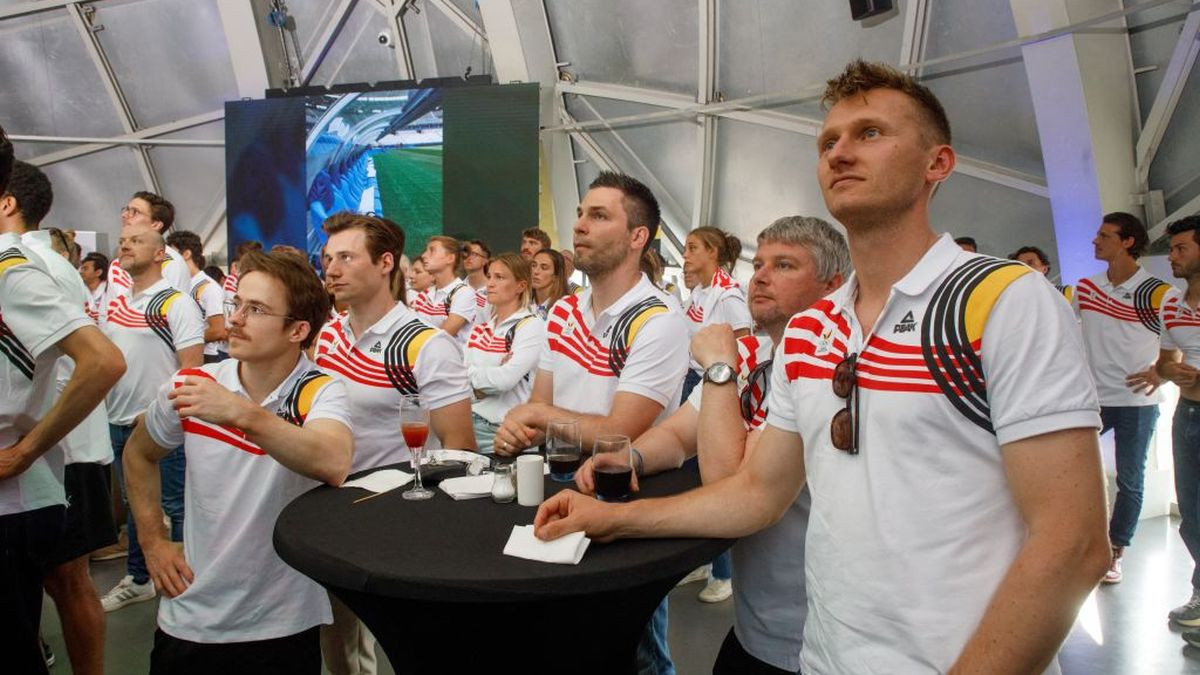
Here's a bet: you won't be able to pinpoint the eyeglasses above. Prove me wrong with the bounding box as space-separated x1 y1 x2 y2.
739 359 772 424
830 354 859 454
120 205 146 218
222 299 295 322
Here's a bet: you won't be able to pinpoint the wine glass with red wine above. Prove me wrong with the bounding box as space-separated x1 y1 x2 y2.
401 395 433 500
592 434 633 502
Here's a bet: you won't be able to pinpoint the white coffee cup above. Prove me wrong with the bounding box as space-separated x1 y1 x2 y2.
516 455 544 506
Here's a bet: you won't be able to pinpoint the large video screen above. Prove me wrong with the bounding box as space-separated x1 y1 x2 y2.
226 81 537 266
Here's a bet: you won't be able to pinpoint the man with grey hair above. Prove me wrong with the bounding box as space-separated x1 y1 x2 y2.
572 216 850 674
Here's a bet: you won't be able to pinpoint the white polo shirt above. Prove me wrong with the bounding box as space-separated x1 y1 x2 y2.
685 268 752 372
103 278 206 426
314 302 471 469
1161 288 1200 374
102 245 191 323
222 269 238 300
0 233 90 515
471 285 489 328
411 277 477 346
767 235 1099 675
465 308 545 425
190 271 226 357
23 231 112 465
538 273 688 424
1074 267 1173 406
688 335 809 671
143 356 349 643
85 283 106 324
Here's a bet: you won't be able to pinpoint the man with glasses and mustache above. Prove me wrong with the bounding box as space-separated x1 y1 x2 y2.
535 60 1109 674
575 216 849 674
102 192 192 323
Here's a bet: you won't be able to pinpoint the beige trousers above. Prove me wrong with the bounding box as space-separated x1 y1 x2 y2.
320 592 379 675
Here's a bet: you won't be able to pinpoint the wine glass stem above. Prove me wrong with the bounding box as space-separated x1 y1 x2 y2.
413 446 424 488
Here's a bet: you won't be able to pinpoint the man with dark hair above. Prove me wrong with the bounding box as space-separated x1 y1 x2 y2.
315 212 474 675
1155 216 1200 642
536 60 1109 674
462 239 491 321
498 171 688 674
0 159 125 675
80 252 109 324
123 248 352 674
0 124 13 193
520 227 551 261
104 192 191 317
1011 245 1073 301
167 231 228 363
1077 210 1174 583
954 236 977 253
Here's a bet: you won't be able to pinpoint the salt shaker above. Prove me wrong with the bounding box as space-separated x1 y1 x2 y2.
491 463 515 503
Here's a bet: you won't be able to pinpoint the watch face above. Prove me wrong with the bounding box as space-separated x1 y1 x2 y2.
706 362 734 384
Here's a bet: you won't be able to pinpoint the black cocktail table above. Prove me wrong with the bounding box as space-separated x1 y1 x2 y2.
274 462 732 674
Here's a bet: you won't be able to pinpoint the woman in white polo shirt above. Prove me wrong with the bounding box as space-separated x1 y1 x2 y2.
466 253 545 452
682 226 752 399
530 248 568 319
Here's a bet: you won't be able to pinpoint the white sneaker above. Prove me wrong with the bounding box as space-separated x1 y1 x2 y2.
101 575 156 612
698 577 733 603
677 564 710 587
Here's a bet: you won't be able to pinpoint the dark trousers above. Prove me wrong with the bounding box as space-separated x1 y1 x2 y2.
150 626 322 675
0 505 66 675
111 423 185 584
1175 399 1200 589
713 628 798 675
1100 405 1160 547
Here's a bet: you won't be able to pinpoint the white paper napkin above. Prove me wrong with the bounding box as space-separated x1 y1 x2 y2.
342 469 413 494
503 525 591 565
438 474 494 500
422 449 480 464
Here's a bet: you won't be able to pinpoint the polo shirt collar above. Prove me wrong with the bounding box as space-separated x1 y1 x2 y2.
347 301 414 341
224 353 316 408
131 278 172 301
827 233 962 315
491 307 534 330
1104 266 1149 292
20 230 50 249
583 273 657 320
0 231 21 247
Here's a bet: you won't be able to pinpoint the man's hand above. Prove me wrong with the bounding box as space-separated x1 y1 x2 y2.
1126 366 1164 396
143 538 194 598
534 489 623 542
1168 363 1200 388
690 324 740 370
495 403 546 456
574 456 639 495
0 441 36 481
169 376 252 426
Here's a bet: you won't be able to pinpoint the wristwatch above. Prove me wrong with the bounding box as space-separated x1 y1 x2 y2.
703 362 735 386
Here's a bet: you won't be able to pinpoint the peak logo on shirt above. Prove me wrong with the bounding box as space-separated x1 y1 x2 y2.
814 329 834 356
893 310 917 334
370 341 382 354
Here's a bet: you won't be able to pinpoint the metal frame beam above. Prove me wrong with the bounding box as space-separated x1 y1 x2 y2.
427 0 488 44
0 0 85 21
366 0 416 79
217 0 270 98
900 0 930 68
12 135 223 147
299 0 358 86
690 0 718 229
66 1 160 192
568 99 689 254
557 80 1048 198
23 109 225 167
1134 7 1200 187
198 188 228 250
1149 191 1200 242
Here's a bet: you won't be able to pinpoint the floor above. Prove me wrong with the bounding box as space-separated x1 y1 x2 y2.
40 515 1200 674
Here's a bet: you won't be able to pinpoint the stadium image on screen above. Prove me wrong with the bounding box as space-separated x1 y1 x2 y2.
305 88 443 261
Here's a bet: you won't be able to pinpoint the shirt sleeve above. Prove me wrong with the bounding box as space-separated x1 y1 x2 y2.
449 284 477 324
614 310 690 407
302 376 353 431
167 292 206 350
143 375 185 449
200 282 224 321
0 263 91 360
164 251 192 294
469 317 547 395
711 288 753 331
983 272 1102 446
764 335 799 432
413 332 472 410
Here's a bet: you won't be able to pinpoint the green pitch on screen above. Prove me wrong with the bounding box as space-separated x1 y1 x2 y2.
374 146 443 260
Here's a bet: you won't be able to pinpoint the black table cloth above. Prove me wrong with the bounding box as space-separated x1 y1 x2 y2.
274 460 733 674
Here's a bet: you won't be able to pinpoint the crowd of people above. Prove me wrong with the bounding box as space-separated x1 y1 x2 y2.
3 58 1200 675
